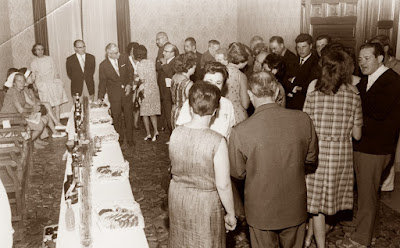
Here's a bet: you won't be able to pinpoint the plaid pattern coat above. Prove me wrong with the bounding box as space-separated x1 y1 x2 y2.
303 85 363 215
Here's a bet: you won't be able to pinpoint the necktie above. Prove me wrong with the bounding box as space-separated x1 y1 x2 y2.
300 58 304 65
114 59 120 76
80 54 85 72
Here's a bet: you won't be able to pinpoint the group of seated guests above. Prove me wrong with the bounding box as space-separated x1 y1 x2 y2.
163 32 400 248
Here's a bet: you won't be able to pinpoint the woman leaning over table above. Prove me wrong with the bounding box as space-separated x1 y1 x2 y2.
168 82 236 247
303 50 362 248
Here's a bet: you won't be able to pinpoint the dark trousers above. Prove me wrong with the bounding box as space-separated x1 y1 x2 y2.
351 151 391 246
249 222 306 248
110 92 134 142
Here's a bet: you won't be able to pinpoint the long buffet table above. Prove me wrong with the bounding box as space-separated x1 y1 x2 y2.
56 101 148 248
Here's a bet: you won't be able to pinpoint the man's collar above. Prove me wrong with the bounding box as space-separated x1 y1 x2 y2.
76 53 85 57
167 56 175 64
300 52 312 63
368 64 388 82
281 48 287 56
254 102 280 114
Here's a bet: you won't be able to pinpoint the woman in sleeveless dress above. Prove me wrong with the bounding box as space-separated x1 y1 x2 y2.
170 52 195 130
225 43 250 124
168 82 236 247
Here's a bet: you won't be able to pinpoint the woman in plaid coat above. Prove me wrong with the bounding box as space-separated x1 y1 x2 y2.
303 50 363 247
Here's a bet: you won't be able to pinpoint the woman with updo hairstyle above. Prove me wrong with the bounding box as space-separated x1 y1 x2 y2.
226 42 250 124
303 50 362 247
133 44 161 141
168 81 236 247
30 43 68 125
170 51 196 130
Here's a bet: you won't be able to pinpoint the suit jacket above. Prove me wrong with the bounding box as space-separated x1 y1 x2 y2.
229 103 318 230
283 52 319 110
158 57 176 102
354 69 400 155
190 51 203 82
282 48 298 74
98 55 133 102
66 53 95 96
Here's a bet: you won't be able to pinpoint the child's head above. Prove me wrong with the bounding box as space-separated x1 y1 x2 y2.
208 40 220 57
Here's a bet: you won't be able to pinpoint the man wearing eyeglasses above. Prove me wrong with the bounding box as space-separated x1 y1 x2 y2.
98 43 135 147
66 39 96 101
158 43 178 133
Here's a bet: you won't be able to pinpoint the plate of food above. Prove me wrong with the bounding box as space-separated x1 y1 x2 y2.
96 203 144 230
93 162 129 181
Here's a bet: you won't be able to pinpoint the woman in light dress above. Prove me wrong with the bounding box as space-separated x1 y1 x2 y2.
133 45 161 141
30 43 68 124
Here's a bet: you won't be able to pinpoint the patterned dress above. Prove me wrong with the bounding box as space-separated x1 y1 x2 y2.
225 65 248 124
168 126 225 248
136 59 161 116
170 73 192 129
30 56 68 107
303 84 363 215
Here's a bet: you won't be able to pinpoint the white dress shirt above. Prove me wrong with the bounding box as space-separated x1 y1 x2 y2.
76 53 86 72
175 97 236 138
108 57 119 76
367 65 389 91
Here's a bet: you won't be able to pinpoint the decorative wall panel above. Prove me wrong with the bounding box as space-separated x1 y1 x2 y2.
129 0 238 61
237 0 301 53
8 0 36 69
0 0 13 85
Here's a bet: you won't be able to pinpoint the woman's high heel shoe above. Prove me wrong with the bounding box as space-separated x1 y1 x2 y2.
144 134 151 141
152 132 159 142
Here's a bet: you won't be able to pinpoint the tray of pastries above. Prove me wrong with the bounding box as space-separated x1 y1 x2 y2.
93 162 129 181
96 202 144 230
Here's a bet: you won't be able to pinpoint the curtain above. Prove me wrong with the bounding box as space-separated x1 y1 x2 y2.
82 0 118 100
32 0 49 55
116 0 131 55
46 0 82 115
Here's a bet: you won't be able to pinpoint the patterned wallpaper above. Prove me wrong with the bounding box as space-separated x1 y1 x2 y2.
0 0 13 84
129 0 238 61
7 0 36 69
237 0 301 53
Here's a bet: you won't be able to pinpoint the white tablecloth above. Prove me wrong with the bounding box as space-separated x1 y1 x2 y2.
57 114 148 247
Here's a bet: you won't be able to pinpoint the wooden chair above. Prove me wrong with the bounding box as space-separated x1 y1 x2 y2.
0 113 33 225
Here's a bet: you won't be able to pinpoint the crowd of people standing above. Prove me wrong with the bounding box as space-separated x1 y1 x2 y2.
1 30 400 248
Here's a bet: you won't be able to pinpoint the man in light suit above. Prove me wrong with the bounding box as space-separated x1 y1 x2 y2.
98 43 134 147
66 40 95 101
229 71 318 248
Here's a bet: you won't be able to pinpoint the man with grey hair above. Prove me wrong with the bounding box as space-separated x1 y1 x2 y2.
229 71 318 248
98 43 135 147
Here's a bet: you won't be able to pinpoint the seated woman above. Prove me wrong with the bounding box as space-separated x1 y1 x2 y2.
1 73 48 149
170 52 196 130
176 62 235 138
260 53 286 107
168 82 236 248
18 68 66 138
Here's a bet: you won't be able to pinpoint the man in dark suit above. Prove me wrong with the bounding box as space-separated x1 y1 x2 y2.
157 43 177 133
66 40 95 101
281 34 319 110
269 36 298 73
98 43 134 147
337 43 400 248
229 71 318 248
184 37 202 82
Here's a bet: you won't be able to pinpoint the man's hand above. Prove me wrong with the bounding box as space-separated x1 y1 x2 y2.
125 85 132 96
33 104 41 112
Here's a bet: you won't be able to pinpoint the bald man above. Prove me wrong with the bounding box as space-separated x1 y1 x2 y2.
98 43 134 147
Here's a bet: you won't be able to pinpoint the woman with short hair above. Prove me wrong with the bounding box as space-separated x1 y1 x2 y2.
30 43 68 124
168 82 236 247
226 42 250 124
